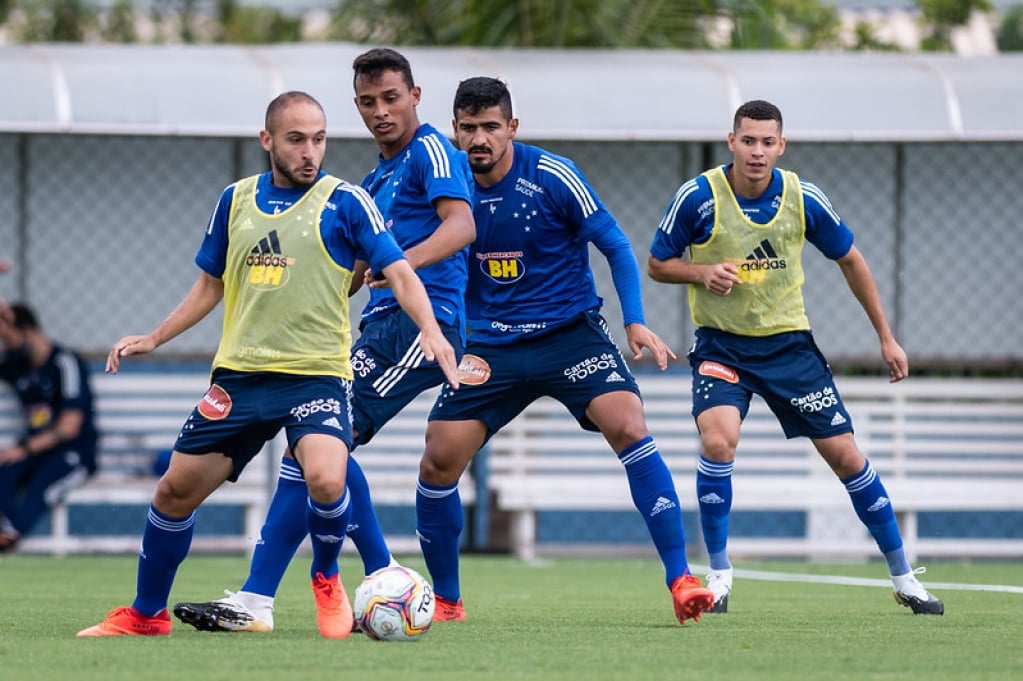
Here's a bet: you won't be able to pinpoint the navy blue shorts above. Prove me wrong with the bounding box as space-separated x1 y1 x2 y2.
351 310 464 446
688 328 853 439
429 311 641 444
174 369 354 481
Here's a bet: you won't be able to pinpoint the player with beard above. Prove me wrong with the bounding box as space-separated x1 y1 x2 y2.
77 90 458 638
172 48 475 631
412 76 715 625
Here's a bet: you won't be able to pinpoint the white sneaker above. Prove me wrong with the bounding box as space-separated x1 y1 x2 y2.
173 590 275 632
706 568 733 613
892 567 944 615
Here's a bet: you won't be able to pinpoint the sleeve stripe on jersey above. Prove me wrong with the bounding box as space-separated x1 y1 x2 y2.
55 350 82 400
538 155 597 217
800 180 841 225
339 183 386 234
658 178 698 235
207 181 238 235
418 134 452 179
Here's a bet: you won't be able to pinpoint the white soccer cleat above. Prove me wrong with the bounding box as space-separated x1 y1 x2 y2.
892 567 944 615
173 590 275 632
706 568 733 613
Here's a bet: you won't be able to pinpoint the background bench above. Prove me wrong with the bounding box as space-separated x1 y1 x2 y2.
3 370 1021 561
486 376 1023 561
1 370 471 556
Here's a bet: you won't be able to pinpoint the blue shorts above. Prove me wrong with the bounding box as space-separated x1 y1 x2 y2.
351 309 464 446
688 328 853 439
429 311 641 444
174 369 354 481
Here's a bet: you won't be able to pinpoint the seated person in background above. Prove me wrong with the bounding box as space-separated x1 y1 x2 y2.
0 302 98 552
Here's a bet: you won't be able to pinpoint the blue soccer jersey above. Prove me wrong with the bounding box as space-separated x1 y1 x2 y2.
195 171 404 282
0 343 98 472
359 123 474 327
650 165 854 262
467 142 644 345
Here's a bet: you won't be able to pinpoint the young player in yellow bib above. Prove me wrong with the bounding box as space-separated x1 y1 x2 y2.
647 99 943 615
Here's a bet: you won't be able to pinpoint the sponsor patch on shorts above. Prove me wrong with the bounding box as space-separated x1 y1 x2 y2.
198 384 232 420
698 360 739 384
457 354 491 386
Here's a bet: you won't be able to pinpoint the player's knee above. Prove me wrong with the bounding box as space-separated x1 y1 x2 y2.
699 432 737 461
152 476 202 516
303 466 346 504
418 450 466 487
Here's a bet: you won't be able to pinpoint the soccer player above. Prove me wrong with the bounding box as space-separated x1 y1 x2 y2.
413 76 714 625
647 99 943 615
76 90 459 638
172 47 474 633
0 302 98 552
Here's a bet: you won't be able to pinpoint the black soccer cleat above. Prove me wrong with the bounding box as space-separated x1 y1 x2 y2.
893 591 945 615
173 599 273 632
708 593 729 614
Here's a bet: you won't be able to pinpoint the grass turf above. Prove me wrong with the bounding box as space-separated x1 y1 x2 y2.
0 554 1020 681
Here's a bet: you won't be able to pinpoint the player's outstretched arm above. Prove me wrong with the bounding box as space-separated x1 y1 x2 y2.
106 272 224 374
380 258 459 389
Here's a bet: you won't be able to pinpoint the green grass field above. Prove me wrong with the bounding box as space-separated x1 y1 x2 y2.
0 553 1020 681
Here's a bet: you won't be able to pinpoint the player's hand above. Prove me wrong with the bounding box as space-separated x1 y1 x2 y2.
703 262 743 296
106 334 158 374
418 329 460 390
364 268 392 289
0 444 28 465
624 323 677 371
881 337 909 383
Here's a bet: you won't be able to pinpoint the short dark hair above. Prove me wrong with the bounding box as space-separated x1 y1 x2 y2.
352 47 415 90
452 77 514 120
733 100 783 132
265 91 323 132
9 302 38 330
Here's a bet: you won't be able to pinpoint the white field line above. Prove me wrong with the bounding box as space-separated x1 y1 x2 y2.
689 564 1023 595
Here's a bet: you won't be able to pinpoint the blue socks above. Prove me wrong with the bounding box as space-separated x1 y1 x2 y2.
133 505 195 616
696 455 733 571
416 479 463 601
243 455 392 596
242 456 308 597
345 456 393 574
842 460 910 575
619 436 690 586
307 487 351 578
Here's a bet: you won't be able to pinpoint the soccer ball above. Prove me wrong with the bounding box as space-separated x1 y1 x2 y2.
354 566 435 641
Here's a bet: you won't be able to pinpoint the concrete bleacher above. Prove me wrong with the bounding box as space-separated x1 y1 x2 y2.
485 376 1023 562
0 369 467 556
2 370 1022 561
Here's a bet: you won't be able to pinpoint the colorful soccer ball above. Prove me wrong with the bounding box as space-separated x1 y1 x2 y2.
354 566 435 641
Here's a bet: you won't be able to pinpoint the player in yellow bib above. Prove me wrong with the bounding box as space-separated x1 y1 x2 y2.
77 91 458 639
648 100 943 616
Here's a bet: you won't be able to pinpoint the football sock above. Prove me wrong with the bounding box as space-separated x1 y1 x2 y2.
307 487 351 579
345 456 393 574
697 456 734 570
242 456 308 598
416 478 463 602
842 460 911 575
619 437 690 585
133 505 195 617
